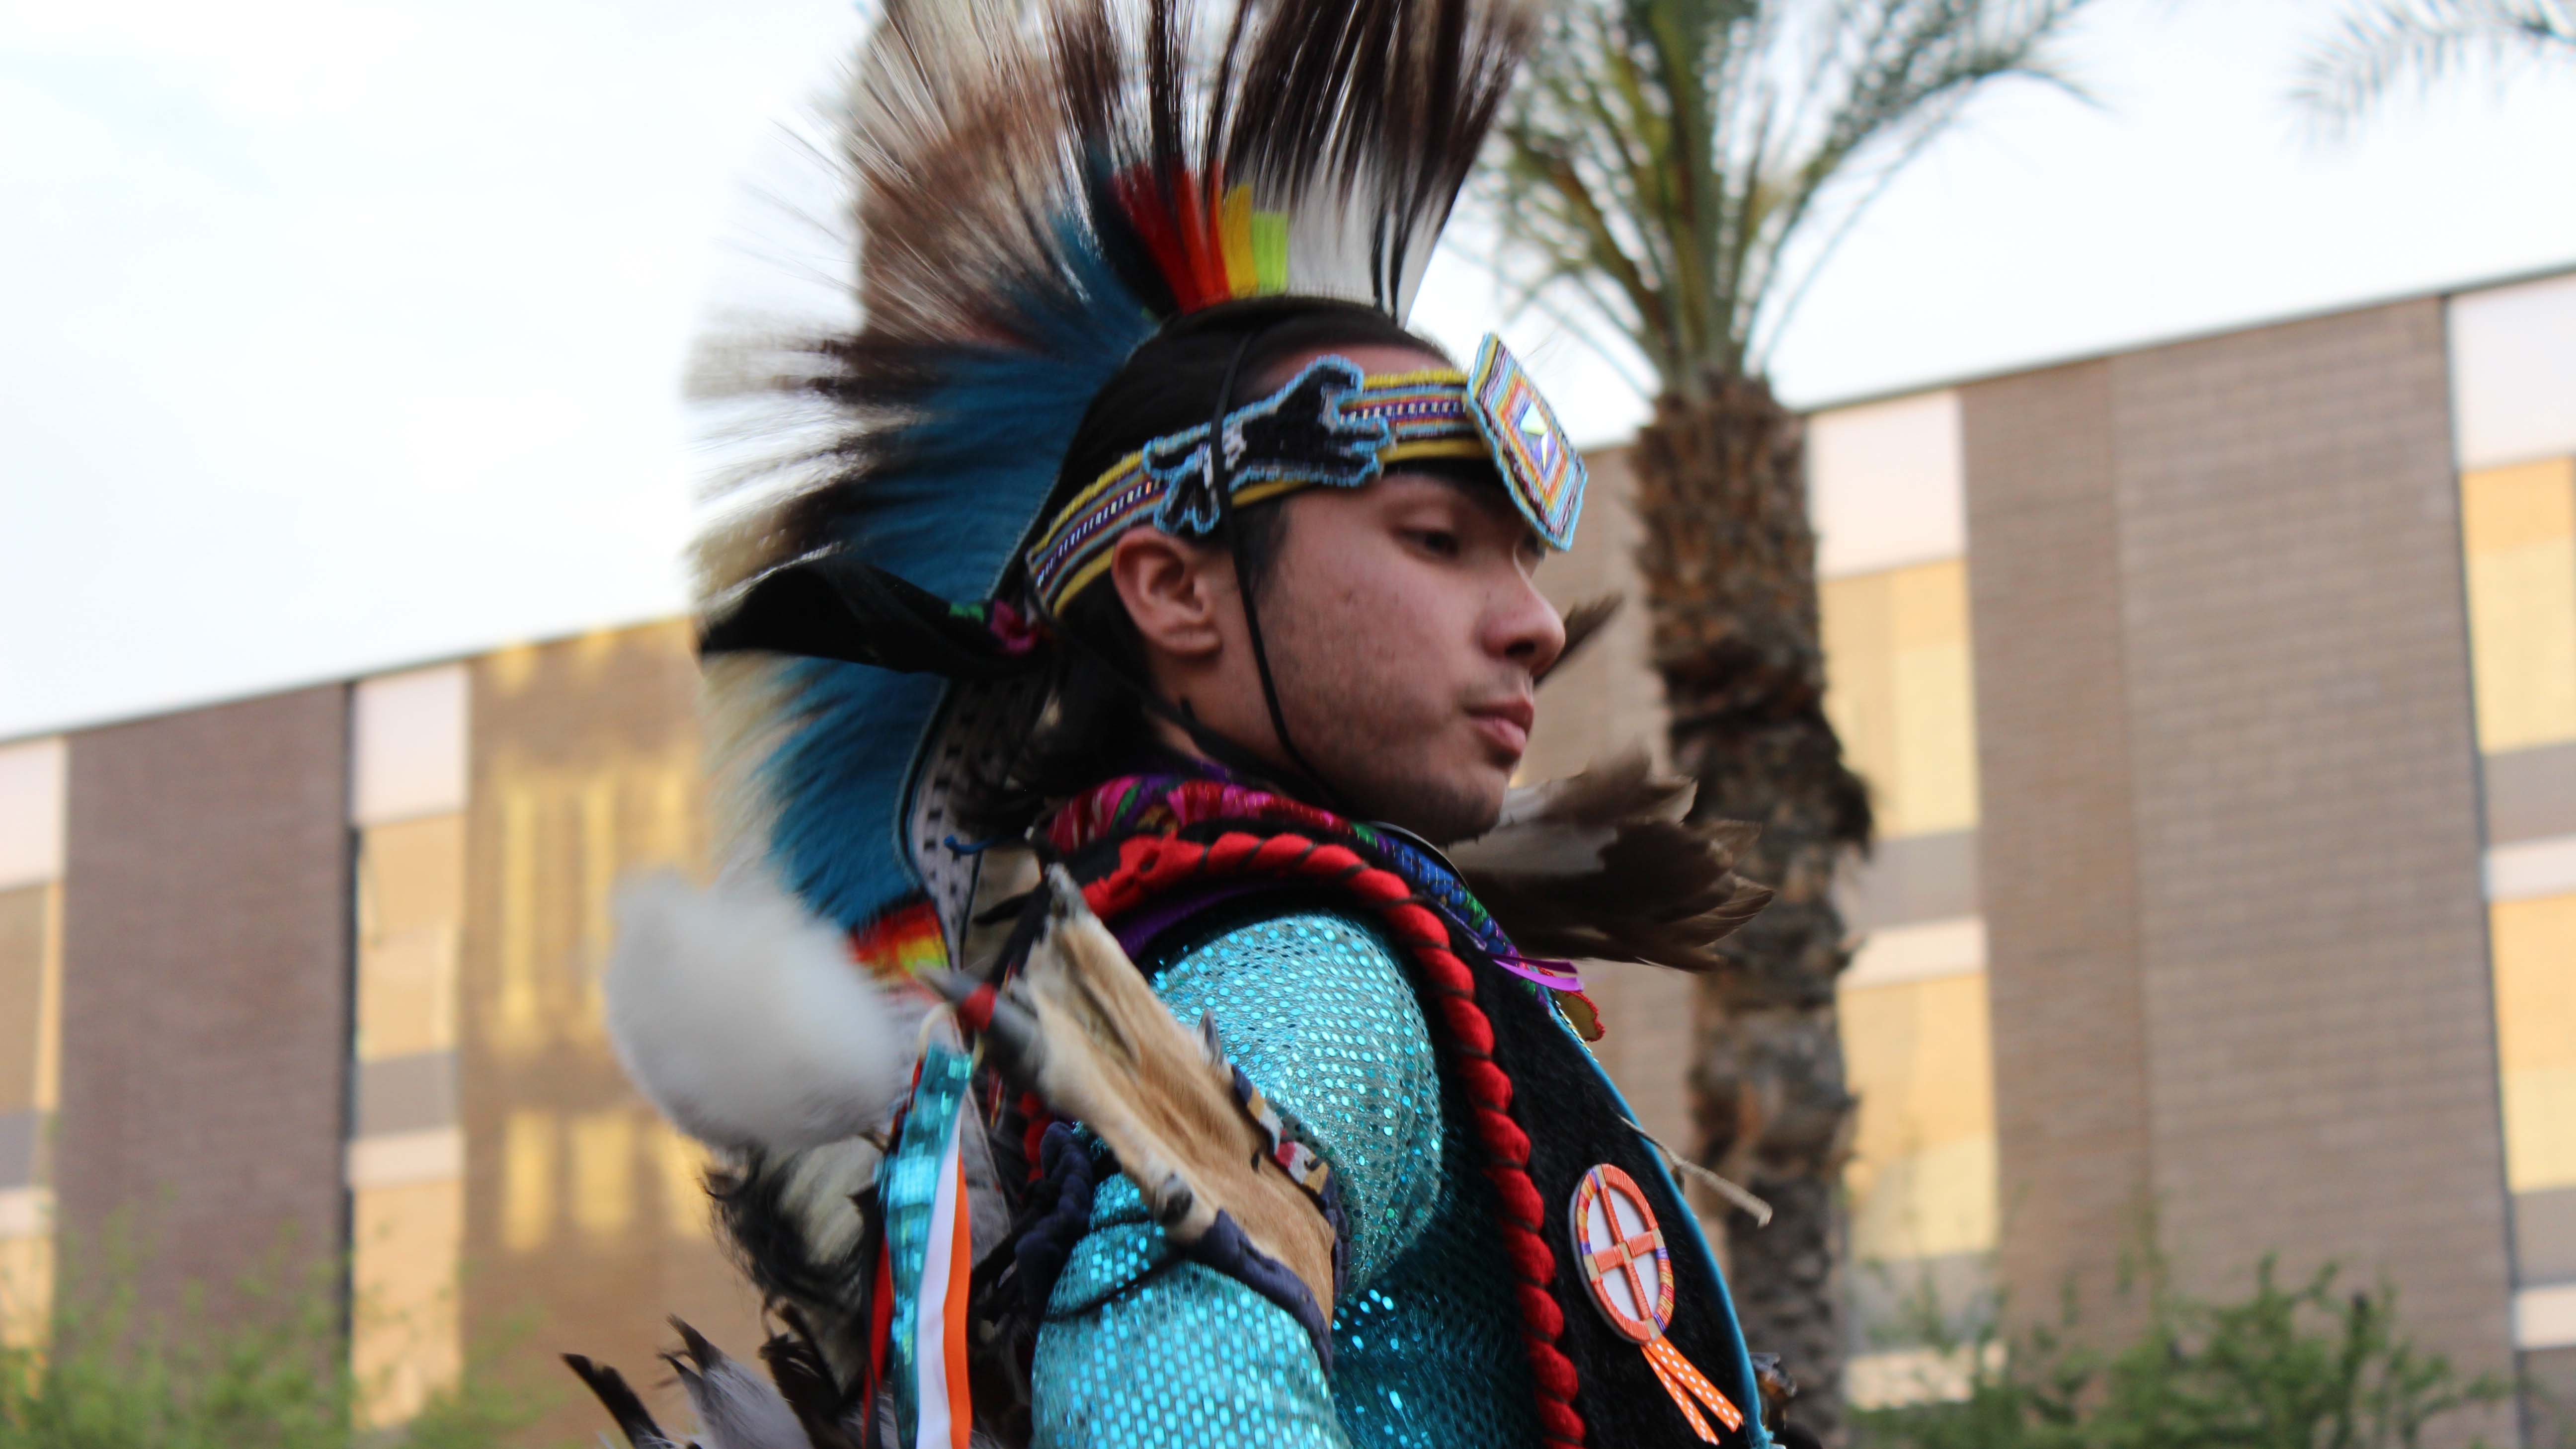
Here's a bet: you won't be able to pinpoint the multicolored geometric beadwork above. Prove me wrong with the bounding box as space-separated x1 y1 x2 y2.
1024 359 1486 612
1023 335 1588 613
1467 334 1585 551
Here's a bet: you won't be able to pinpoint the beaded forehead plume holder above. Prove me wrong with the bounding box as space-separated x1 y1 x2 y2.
1026 334 1587 613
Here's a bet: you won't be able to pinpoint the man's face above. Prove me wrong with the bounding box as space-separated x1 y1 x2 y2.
1247 346 1566 841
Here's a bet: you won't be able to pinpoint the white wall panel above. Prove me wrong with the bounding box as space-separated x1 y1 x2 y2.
2488 833 2576 901
1808 391 1966 577
2451 272 2576 471
346 1126 465 1190
2517 1282 2576 1349
1843 915 1987 989
350 665 470 826
0 1186 48 1238
0 738 65 890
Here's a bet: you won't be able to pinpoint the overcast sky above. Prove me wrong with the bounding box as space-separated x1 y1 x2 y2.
6 0 2574 741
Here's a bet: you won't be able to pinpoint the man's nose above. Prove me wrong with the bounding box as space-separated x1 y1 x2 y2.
1491 569 1567 675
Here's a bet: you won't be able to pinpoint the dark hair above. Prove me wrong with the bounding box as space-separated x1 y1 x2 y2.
967 298 1449 830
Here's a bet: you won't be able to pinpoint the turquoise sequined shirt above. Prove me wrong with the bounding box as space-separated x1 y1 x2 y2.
1030 910 1542 1449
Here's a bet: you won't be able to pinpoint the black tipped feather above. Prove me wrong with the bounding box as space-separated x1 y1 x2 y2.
664 1317 811 1449
759 1307 867 1449
564 1353 688 1449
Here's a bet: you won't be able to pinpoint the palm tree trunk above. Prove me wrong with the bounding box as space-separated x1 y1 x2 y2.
1632 372 1872 1448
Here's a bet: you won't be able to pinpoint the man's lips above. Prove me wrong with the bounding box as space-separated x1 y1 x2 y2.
1469 698 1535 759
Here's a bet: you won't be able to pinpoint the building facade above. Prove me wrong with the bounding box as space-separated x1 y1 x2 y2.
0 267 2571 1441
0 628 765 1441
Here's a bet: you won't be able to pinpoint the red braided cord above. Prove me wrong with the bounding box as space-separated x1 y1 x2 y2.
1081 832 1589 1447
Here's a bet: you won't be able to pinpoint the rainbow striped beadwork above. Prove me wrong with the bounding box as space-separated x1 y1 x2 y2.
1468 334 1585 551
849 896 949 978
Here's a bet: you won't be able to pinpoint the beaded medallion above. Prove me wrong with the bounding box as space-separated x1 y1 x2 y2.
1467 334 1585 550
1568 1162 1745 1443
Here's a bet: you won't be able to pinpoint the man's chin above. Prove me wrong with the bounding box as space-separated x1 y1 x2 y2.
1340 761 1509 846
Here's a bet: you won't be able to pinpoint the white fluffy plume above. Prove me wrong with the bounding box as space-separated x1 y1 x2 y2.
605 871 923 1153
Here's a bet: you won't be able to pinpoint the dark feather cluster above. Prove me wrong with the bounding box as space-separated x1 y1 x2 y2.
706 1149 881 1378
567 1311 872 1449
1452 749 1774 973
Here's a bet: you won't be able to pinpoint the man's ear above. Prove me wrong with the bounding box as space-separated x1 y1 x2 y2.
1109 528 1230 661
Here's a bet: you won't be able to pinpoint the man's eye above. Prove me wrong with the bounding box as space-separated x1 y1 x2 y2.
1407 529 1461 557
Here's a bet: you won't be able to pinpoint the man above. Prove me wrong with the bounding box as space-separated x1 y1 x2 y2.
1005 310 1586 1449
572 0 1788 1445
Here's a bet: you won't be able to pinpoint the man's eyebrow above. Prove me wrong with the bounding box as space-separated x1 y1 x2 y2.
1386 462 1510 508
1385 465 1545 546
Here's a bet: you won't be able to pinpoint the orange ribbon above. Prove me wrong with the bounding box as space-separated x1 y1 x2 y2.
1641 1336 1744 1444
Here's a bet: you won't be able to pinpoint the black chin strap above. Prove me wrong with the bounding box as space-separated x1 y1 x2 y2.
1022 326 1345 812
1030 590 1336 807
1204 331 1344 812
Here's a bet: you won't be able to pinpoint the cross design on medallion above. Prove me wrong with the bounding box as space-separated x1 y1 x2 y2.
1566 1161 1745 1442
1588 1214 1665 1319
1568 1162 1673 1344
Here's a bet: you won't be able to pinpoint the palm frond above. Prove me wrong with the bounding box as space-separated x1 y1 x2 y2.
1480 0 2103 394
2293 0 2576 136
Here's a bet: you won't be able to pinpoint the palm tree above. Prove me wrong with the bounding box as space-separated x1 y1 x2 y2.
1482 2 2099 1439
2296 0 2576 131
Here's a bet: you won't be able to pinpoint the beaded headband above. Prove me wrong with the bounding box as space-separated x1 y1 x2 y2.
1025 335 1586 612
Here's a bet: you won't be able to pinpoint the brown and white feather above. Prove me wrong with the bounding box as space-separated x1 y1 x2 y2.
1453 749 1774 974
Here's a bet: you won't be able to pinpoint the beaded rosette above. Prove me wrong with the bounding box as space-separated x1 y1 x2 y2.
1570 1163 1747 1443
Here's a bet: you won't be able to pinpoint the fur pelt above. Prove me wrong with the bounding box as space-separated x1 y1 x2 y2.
604 871 926 1154
707 1140 880 1338
945 868 1339 1323
1452 748 1773 973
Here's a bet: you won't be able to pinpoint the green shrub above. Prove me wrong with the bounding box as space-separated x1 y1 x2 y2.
1853 1255 2511 1449
0 1239 552 1449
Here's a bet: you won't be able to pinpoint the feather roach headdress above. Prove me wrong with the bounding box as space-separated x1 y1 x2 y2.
694 0 1562 967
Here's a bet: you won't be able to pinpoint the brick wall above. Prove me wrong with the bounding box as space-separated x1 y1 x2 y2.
1960 359 2157 1333
2108 301 2512 1427
1967 302 2517 1439
56 686 353 1318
